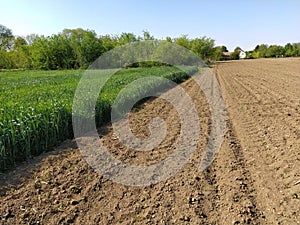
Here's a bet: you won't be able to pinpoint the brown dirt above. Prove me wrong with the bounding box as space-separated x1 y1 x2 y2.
1 58 300 224
214 58 300 225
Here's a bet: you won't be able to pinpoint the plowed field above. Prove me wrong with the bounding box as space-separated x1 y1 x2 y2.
1 58 299 225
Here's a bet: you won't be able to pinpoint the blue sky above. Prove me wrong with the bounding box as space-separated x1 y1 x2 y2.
1 0 300 51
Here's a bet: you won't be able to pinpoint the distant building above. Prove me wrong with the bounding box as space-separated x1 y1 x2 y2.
239 50 246 59
221 49 246 60
222 52 233 60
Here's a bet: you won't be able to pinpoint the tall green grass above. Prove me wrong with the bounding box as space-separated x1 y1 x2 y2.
0 66 198 171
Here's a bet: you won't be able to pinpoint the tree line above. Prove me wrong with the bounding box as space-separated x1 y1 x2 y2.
0 24 228 70
219 44 300 60
1 24 300 70
246 43 300 59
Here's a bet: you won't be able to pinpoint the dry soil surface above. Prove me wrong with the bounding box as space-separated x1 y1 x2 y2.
0 58 300 225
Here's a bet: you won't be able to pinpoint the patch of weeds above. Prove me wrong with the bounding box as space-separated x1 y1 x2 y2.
9 186 16 192
182 197 189 204
42 169 50 178
143 191 150 200
283 183 290 189
132 214 141 221
280 173 286 178
70 185 81 194
58 202 64 211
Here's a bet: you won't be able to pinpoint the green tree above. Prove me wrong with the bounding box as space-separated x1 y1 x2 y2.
284 43 300 57
230 47 241 60
79 31 103 68
100 35 118 52
142 30 154 40
230 51 239 60
266 45 285 58
254 44 268 58
62 28 103 68
13 37 27 50
284 43 293 57
220 45 228 52
30 36 53 69
190 37 215 60
11 37 30 68
212 46 224 61
118 32 137 45
292 43 300 56
208 45 229 61
49 34 76 69
174 35 191 49
0 50 14 69
165 36 172 43
0 24 14 50
153 40 198 66
245 51 254 59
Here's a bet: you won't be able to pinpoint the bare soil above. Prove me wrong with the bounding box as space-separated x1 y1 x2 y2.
1 58 300 224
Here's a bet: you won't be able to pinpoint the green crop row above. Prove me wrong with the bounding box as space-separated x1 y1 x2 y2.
0 66 198 171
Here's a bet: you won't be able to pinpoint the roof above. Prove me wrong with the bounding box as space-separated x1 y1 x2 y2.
222 52 233 56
